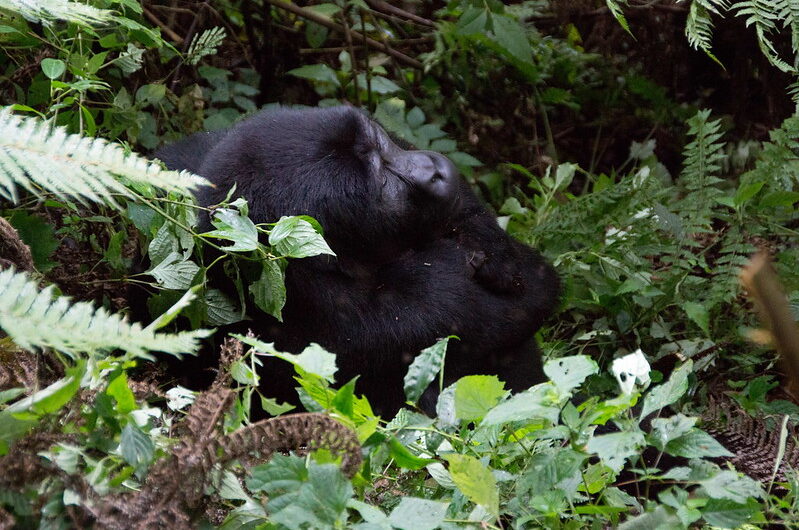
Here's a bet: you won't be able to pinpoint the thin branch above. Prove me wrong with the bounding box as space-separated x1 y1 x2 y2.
363 0 435 28
264 0 423 69
143 8 184 45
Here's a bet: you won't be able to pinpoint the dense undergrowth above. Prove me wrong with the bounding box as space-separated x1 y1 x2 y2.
1 0 799 528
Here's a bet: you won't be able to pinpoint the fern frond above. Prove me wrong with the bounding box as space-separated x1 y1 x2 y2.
0 268 212 360
185 27 226 66
778 0 799 56
685 2 723 66
0 108 207 206
681 109 727 190
605 0 632 35
0 0 112 26
735 0 795 72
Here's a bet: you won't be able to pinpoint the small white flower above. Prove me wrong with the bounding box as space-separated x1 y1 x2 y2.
611 349 651 395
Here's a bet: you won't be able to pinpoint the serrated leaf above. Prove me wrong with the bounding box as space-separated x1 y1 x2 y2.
444 454 499 516
666 428 732 458
481 384 560 426
147 251 200 290
249 259 286 321
640 360 692 419
586 431 645 473
648 414 696 451
387 497 448 530
120 423 154 472
236 335 337 382
204 288 242 325
269 216 335 258
700 470 763 503
544 355 599 394
204 207 259 252
684 301 710 335
454 375 506 421
146 286 199 331
404 337 450 404
490 14 533 64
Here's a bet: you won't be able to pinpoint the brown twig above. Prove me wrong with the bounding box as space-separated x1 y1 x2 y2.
363 0 435 28
264 0 423 69
142 8 184 45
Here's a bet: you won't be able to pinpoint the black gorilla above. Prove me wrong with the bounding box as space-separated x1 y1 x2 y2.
156 106 559 415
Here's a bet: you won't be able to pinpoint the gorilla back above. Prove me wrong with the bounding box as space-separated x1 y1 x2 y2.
156 106 559 416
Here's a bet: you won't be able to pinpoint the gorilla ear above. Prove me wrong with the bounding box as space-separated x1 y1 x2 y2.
320 107 376 157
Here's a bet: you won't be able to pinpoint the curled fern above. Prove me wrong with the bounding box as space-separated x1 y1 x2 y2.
0 108 207 206
0 0 112 26
0 267 212 360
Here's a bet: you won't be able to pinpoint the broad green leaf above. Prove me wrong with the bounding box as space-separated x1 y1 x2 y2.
404 337 450 404
702 498 760 528
5 362 84 416
106 372 136 414
586 431 645 473
249 259 286 321
760 190 799 208
490 14 533 64
387 497 448 530
482 384 560 426
666 429 732 458
648 414 696 451
204 207 259 252
147 251 200 290
204 288 241 325
733 180 764 207
544 355 599 394
388 437 436 470
269 216 335 258
120 423 154 472
236 335 337 382
700 470 763 503
454 375 506 421
444 454 499 516
640 360 693 419
684 301 710 335
287 64 341 86
146 286 199 331
41 58 65 79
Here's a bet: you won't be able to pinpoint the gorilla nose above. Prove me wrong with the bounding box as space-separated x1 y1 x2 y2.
411 151 459 201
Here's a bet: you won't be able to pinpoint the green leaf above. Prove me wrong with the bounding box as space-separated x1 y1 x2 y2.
203 288 242 325
204 207 259 252
544 355 599 394
490 14 533 64
640 360 692 419
648 414 696 451
249 259 286 321
106 372 136 414
8 211 59 271
287 64 341 86
135 83 166 105
759 190 799 208
403 337 450 404
41 58 66 79
248 455 352 528
482 384 560 426
684 301 710 335
733 180 764 207
388 437 436 470
586 430 646 473
454 375 506 421
387 497 449 530
700 470 763 503
702 498 760 528
269 216 335 258
120 423 154 472
236 336 338 382
666 428 732 458
146 285 200 331
444 454 499 516
147 252 200 290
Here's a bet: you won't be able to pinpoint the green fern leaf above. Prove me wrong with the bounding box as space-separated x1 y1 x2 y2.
0 108 207 205
735 0 795 72
605 0 633 36
684 2 724 66
185 27 227 66
0 268 212 360
0 0 112 26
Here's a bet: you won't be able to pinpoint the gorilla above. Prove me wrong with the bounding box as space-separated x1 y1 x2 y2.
155 106 559 416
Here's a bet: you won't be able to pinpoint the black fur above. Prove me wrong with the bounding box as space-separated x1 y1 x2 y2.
155 106 559 415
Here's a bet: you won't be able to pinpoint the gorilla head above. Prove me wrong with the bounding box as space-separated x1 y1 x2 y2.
196 107 462 262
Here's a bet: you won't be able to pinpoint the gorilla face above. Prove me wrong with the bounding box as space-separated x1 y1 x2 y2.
197 106 463 260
